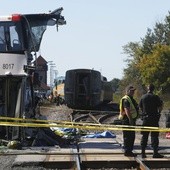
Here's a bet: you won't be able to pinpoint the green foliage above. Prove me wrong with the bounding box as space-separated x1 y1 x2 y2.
112 92 121 103
121 11 170 95
137 44 170 91
110 78 120 92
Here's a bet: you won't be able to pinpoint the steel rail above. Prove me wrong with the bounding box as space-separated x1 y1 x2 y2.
115 135 151 170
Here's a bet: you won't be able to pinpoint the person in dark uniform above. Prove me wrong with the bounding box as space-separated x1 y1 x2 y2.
119 85 139 157
139 84 164 158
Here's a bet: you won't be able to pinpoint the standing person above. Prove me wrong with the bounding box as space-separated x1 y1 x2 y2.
119 85 139 157
139 84 164 158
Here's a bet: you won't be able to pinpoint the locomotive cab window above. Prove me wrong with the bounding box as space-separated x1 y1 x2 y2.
0 22 24 53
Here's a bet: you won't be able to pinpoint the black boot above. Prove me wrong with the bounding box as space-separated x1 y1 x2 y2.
153 148 164 158
141 147 146 158
153 152 164 158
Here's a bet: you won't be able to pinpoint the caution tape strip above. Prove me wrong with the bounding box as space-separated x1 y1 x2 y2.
0 116 162 129
0 116 169 132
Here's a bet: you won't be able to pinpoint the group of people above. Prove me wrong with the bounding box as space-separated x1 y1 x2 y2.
119 84 164 158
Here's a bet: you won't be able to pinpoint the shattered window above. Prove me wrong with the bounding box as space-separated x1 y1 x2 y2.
0 26 6 51
27 21 47 52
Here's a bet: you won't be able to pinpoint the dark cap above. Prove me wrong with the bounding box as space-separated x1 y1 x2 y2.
126 85 136 92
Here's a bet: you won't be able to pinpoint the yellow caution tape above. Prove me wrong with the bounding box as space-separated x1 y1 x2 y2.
0 116 169 132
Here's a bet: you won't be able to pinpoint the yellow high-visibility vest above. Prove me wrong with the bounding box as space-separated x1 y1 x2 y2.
119 95 138 120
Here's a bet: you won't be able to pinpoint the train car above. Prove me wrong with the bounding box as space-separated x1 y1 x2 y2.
64 69 114 109
52 77 65 105
53 77 65 99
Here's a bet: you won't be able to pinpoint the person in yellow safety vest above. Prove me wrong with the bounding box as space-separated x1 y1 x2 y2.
119 85 139 157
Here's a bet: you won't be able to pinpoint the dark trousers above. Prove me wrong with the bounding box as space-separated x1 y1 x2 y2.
141 115 160 152
141 131 159 151
123 130 135 153
122 117 136 153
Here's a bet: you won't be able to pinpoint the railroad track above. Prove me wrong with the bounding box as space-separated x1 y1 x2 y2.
71 110 119 124
5 105 168 169
6 136 170 170
68 109 170 169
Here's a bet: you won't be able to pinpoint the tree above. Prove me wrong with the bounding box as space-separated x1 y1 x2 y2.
121 42 143 95
137 44 170 91
110 78 120 92
122 11 170 94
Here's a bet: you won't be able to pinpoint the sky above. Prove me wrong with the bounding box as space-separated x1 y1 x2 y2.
1 1 170 82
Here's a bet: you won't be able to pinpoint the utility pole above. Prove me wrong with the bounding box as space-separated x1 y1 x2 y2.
53 70 58 84
47 61 56 89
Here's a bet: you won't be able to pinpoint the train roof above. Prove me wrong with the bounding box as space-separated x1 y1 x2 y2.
66 68 101 74
0 8 66 26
